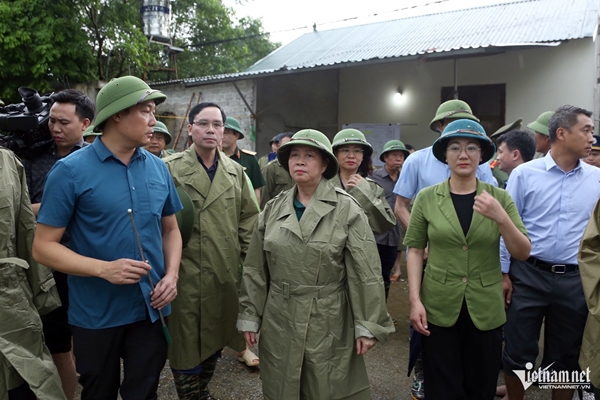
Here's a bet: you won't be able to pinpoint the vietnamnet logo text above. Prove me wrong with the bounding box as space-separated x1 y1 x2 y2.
514 362 591 390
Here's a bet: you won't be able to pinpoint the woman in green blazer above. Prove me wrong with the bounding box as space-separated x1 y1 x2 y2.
404 119 530 400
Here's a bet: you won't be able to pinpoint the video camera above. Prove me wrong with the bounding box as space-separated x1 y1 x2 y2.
0 87 53 159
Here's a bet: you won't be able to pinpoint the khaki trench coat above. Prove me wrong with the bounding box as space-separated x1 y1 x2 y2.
238 178 394 400
330 176 396 235
165 148 259 369
579 200 600 386
0 149 63 400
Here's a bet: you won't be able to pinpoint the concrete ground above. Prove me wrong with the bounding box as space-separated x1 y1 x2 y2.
77 263 592 399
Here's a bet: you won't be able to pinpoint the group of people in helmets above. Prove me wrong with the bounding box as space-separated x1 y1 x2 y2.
8 72 600 400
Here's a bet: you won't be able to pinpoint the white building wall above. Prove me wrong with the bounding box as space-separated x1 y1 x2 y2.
338 39 596 150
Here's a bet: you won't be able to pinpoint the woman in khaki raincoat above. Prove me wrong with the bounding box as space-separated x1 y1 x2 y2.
579 201 600 395
330 128 396 235
237 129 394 400
331 128 397 298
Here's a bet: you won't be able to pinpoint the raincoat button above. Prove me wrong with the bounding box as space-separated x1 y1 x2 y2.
462 245 468 251
462 277 467 283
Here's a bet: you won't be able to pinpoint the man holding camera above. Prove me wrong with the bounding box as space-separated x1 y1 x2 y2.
21 89 94 400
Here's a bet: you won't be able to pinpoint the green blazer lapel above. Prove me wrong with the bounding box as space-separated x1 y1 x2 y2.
299 179 337 243
203 155 235 210
278 188 303 241
180 148 209 203
435 179 467 242
465 180 486 242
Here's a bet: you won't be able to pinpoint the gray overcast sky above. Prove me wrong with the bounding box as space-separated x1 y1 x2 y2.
223 0 517 45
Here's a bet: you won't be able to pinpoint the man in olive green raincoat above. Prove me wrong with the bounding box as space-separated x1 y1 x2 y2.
237 129 394 400
579 201 600 394
164 102 259 400
0 148 64 400
260 132 294 209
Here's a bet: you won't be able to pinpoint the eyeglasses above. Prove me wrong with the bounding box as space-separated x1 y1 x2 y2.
191 120 224 129
338 148 364 156
446 145 481 155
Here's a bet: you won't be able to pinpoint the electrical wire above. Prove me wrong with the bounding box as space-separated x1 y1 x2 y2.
188 0 450 48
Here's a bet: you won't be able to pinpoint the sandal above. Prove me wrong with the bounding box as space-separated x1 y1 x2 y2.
390 274 401 282
237 349 260 367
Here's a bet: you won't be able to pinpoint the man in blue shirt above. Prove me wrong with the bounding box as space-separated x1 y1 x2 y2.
392 99 497 399
33 76 183 400
501 105 600 400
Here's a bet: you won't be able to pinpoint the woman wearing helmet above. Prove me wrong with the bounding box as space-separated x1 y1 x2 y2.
237 129 394 400
404 119 530 399
331 129 396 233
331 128 396 297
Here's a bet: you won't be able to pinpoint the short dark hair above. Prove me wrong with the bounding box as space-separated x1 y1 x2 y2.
51 89 95 122
279 131 294 141
188 102 226 124
405 144 415 151
548 105 593 143
496 130 536 162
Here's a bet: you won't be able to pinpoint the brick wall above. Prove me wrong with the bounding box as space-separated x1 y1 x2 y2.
153 79 256 152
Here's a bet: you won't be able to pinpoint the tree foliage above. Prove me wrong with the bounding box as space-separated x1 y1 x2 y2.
0 0 278 103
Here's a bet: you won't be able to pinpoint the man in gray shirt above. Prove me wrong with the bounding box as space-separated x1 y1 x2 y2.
370 140 411 299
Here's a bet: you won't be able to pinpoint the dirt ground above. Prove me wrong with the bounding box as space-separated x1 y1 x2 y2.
76 263 592 399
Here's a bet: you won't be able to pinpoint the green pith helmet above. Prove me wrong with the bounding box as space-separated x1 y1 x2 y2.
527 111 554 136
224 116 245 139
379 140 410 162
175 187 195 248
491 118 523 138
429 100 479 133
93 76 166 132
277 129 339 180
83 124 101 137
332 128 374 160
432 119 496 165
153 121 172 145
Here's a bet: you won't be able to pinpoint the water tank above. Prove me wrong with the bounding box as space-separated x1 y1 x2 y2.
141 0 171 43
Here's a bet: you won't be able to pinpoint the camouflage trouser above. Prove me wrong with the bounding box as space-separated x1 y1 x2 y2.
172 354 219 400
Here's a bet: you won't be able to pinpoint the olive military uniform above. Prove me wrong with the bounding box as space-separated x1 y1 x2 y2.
229 147 265 190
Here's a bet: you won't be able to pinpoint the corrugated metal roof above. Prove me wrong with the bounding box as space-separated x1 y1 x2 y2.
151 0 598 86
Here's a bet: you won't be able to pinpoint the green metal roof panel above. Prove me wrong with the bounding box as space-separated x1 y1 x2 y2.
246 0 598 72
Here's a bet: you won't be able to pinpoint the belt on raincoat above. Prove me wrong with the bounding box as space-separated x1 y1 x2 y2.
270 281 345 299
